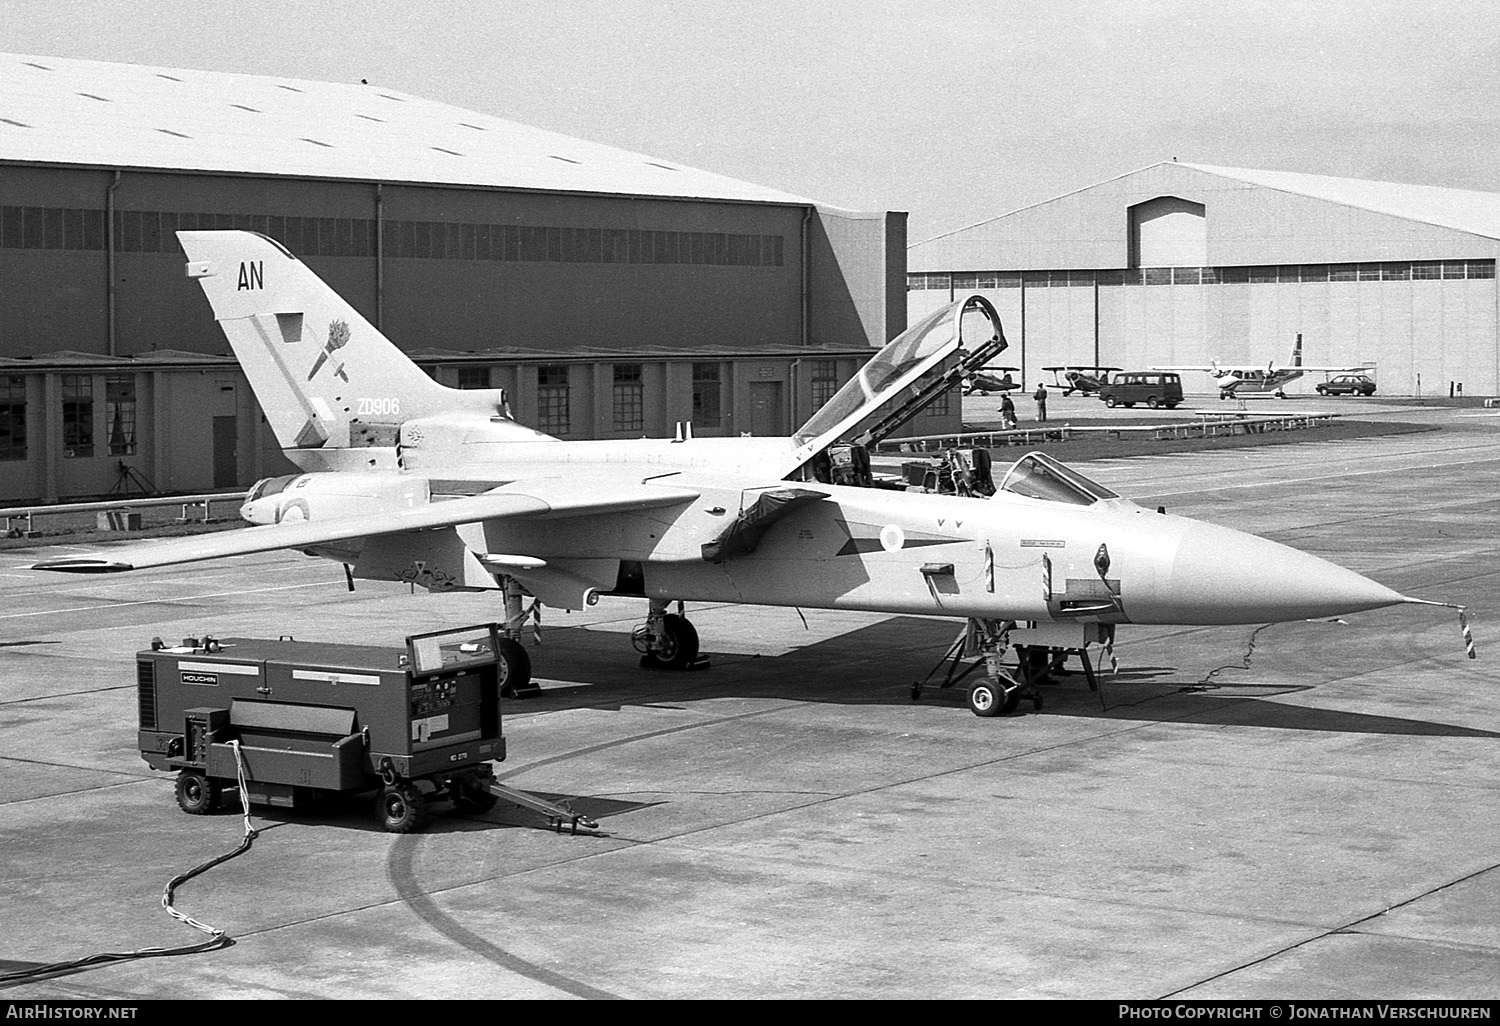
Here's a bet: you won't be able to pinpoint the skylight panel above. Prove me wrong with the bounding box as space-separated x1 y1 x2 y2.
0 118 31 128
276 84 303 93
76 93 112 102
230 104 261 113
460 123 486 131
22 62 53 71
156 128 192 139
355 114 385 123
432 147 463 156
550 155 581 164
155 73 182 82
301 138 333 148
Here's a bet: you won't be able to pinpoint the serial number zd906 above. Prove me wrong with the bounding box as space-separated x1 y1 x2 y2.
357 398 401 416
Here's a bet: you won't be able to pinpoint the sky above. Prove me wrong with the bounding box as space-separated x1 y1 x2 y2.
4 0 1499 242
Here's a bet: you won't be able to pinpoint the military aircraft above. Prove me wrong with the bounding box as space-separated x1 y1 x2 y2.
961 367 1021 396
33 232 1455 716
1153 334 1372 399
1044 366 1121 397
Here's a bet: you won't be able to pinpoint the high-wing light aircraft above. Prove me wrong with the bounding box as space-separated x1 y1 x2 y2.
962 367 1021 395
34 232 1454 715
1044 366 1121 397
1153 335 1372 399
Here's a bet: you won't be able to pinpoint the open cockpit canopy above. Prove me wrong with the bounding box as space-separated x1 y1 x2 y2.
790 295 1003 455
997 452 1119 506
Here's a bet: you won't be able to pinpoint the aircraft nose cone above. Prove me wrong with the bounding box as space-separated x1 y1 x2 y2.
1148 520 1405 624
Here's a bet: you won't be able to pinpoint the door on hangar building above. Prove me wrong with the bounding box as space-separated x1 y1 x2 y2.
213 415 238 489
749 381 784 436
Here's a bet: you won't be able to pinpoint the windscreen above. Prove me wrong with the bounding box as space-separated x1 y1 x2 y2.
997 452 1119 506
245 474 300 502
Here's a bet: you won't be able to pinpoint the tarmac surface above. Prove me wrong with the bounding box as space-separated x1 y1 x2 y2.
2 394 1498 1000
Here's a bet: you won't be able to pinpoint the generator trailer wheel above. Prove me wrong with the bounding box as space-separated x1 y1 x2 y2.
377 782 429 833
175 770 222 815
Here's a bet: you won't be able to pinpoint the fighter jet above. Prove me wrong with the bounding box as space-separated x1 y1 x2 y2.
1044 366 1121 397
961 367 1021 396
1154 335 1372 399
33 232 1455 715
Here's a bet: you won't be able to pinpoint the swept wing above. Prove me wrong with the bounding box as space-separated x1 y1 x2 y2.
33 475 700 573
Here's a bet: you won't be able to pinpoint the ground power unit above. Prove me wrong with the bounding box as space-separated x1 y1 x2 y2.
136 623 592 833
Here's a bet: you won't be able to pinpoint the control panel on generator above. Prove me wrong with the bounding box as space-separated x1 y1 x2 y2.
135 624 593 834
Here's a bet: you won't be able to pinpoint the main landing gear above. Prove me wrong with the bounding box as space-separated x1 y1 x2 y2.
499 576 540 698
634 599 710 671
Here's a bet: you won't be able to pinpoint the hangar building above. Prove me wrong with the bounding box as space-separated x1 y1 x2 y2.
908 161 1500 397
0 52 910 503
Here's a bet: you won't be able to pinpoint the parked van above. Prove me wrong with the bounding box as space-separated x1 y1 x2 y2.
1098 372 1183 409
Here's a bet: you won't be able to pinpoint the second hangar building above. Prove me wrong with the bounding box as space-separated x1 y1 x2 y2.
908 161 1500 396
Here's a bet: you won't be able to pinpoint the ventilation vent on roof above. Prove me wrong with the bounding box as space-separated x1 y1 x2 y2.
156 128 192 139
301 138 333 148
276 84 304 93
460 123 486 131
77 93 112 102
550 155 581 164
432 147 463 156
355 114 385 122
22 62 53 71
155 73 182 82
378 93 405 102
646 162 678 171
230 104 261 113
1 118 30 128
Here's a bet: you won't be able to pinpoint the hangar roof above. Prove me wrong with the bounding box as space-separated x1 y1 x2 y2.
917 160 1500 249
1181 163 1500 243
0 52 817 208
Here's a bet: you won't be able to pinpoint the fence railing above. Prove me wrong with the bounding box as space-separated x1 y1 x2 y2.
873 412 1339 454
2 491 247 537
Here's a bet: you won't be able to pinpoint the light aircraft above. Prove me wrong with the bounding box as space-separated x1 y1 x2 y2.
33 232 1462 716
1044 366 1121 397
1153 335 1372 400
961 367 1021 396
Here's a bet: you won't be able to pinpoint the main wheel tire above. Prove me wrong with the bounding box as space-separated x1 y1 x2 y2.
175 770 222 815
377 783 429 833
651 613 700 670
496 638 533 697
1104 396 1118 408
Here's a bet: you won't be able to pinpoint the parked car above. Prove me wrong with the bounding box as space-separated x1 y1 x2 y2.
1316 374 1377 396
1098 372 1184 409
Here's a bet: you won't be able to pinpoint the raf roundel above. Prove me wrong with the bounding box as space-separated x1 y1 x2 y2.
879 524 905 552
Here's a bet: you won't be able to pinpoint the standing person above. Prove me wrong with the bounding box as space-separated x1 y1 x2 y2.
1033 382 1048 422
1000 392 1017 429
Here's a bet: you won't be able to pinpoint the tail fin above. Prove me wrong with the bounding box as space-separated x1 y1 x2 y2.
1291 333 1303 368
178 230 501 452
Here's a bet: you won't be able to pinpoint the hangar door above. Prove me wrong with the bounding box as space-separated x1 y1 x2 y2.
1129 196 1206 267
749 381 784 436
213 416 238 489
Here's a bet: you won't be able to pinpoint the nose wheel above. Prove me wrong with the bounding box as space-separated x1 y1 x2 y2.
966 671 1030 717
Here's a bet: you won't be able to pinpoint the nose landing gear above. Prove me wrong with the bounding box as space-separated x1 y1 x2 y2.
912 619 1112 717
